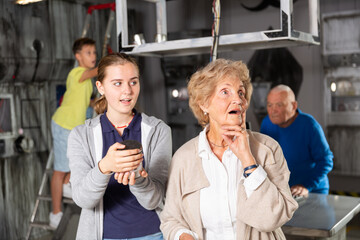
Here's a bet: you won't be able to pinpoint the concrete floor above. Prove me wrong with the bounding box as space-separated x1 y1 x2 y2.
33 213 360 240
34 213 79 240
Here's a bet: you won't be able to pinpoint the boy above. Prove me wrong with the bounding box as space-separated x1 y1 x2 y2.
49 37 98 229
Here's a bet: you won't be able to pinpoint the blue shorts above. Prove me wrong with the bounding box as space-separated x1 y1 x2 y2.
51 120 71 172
103 232 163 240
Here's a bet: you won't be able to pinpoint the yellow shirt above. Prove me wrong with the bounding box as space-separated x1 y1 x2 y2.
52 67 93 130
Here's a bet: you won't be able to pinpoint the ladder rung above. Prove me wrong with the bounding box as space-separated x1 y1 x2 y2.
38 195 52 201
38 195 75 204
63 198 75 204
27 149 80 240
29 221 55 230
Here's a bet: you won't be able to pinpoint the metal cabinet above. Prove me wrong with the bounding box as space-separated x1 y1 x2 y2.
322 11 360 180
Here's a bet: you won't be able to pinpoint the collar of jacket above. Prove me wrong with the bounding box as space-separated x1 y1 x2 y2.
181 136 210 198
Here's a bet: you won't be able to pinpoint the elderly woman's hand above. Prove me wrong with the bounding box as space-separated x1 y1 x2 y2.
222 124 248 148
179 233 195 240
221 111 256 167
291 185 309 197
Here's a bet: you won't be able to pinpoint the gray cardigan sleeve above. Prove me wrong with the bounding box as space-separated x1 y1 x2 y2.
129 121 172 211
68 125 111 209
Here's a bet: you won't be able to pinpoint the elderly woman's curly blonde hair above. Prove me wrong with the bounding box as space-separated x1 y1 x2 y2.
188 59 253 127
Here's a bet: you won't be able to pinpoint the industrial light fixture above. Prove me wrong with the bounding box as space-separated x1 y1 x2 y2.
171 89 179 98
330 82 337 92
15 0 43 5
171 87 188 100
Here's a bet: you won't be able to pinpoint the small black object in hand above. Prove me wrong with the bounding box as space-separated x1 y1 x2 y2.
119 140 142 151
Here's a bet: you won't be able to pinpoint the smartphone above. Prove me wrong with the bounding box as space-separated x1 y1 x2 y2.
120 140 143 179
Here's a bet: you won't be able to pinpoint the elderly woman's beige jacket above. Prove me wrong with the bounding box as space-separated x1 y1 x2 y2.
160 130 298 240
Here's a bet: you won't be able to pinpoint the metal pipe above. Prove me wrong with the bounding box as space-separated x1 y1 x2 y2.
102 10 115 57
81 14 92 38
280 0 292 36
309 0 319 37
155 0 167 43
117 0 129 48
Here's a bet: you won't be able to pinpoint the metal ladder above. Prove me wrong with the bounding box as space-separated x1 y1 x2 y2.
81 2 116 120
25 149 76 240
26 4 116 239
82 2 115 57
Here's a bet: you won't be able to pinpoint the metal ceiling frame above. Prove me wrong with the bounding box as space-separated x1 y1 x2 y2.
116 0 320 57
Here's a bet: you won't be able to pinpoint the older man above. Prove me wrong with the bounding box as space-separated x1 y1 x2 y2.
260 84 333 196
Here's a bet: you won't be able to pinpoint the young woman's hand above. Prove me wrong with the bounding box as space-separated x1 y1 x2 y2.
98 142 143 174
114 169 148 185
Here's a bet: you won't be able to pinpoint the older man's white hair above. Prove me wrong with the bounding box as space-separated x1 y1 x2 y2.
269 84 296 102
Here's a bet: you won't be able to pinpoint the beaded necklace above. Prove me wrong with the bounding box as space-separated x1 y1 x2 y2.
111 112 135 129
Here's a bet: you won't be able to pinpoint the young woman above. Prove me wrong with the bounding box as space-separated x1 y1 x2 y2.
68 53 172 240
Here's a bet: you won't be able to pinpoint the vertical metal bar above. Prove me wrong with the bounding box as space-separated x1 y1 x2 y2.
76 13 92 68
45 149 54 170
9 94 17 137
38 149 53 197
26 149 54 240
280 0 292 36
116 0 130 48
81 13 92 38
155 0 167 42
102 10 115 57
309 0 319 37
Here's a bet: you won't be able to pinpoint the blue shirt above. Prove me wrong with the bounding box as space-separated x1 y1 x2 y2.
100 110 161 239
260 109 333 194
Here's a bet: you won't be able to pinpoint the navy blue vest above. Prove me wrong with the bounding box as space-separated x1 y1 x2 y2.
100 110 161 239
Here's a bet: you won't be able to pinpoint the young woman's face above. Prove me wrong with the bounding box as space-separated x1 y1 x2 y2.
96 63 140 116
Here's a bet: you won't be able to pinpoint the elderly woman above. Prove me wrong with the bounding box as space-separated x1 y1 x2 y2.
160 59 298 240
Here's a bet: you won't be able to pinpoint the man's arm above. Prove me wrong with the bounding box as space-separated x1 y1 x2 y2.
306 120 334 192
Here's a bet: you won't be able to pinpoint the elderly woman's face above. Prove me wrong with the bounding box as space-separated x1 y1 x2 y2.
202 75 247 128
